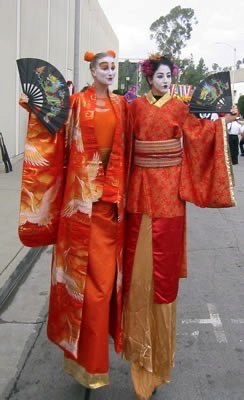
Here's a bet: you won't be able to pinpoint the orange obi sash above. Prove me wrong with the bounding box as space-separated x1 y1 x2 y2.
134 138 182 168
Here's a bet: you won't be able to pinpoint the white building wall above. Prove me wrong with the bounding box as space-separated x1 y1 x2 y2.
0 0 118 159
235 82 244 99
78 0 119 90
0 0 19 158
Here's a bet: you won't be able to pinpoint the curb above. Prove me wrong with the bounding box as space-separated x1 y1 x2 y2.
0 247 44 312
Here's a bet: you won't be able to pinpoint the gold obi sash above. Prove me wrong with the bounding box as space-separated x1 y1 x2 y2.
134 138 182 168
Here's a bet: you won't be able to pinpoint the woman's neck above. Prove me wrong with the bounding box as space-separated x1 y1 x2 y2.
151 90 166 98
94 81 109 98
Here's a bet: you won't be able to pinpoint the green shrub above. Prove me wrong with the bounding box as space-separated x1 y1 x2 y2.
237 95 244 117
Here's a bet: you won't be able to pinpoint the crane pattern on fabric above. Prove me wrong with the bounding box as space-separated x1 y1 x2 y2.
19 87 126 358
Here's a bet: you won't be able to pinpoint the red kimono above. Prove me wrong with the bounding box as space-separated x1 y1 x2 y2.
124 91 235 304
123 91 235 400
19 86 126 388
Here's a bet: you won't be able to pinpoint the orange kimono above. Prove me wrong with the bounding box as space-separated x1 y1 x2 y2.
123 92 235 400
19 86 126 388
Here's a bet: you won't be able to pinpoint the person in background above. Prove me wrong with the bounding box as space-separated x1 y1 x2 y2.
240 132 244 156
66 80 75 95
123 53 237 400
124 84 138 104
19 50 126 399
227 113 244 164
0 132 12 173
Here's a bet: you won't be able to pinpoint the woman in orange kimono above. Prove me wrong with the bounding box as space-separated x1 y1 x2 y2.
19 50 126 398
123 54 237 400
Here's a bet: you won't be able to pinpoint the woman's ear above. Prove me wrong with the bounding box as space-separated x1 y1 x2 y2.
148 76 153 85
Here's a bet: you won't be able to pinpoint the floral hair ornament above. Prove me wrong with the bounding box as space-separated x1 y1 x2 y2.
149 52 180 77
140 53 163 78
140 59 154 78
172 63 180 77
140 52 180 78
84 51 95 62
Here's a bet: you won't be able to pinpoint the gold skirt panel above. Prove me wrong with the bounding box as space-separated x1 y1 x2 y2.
123 214 176 400
64 357 109 389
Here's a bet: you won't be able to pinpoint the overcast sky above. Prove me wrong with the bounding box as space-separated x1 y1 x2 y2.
98 0 244 69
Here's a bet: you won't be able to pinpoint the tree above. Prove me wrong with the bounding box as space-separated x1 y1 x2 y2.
118 60 138 93
138 75 150 96
237 95 244 117
212 63 222 72
196 57 208 76
150 6 197 57
180 56 209 87
222 66 232 72
236 59 244 69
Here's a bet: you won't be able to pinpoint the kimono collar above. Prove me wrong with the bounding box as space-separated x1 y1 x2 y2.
87 84 114 100
84 84 122 123
146 91 172 108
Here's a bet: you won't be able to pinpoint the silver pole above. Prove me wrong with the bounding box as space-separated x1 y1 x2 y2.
74 0 81 92
233 47 236 103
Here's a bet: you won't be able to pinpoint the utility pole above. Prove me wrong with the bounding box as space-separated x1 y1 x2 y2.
74 0 82 91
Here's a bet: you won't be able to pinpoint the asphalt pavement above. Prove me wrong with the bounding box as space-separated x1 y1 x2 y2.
0 157 244 400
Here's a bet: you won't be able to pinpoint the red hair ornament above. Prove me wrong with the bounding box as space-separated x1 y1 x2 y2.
84 50 116 62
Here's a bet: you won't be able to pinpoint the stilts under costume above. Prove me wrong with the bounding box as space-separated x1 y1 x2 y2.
123 91 235 400
19 85 126 388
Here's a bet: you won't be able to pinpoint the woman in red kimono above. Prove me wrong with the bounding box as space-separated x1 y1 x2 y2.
123 54 236 400
19 50 126 398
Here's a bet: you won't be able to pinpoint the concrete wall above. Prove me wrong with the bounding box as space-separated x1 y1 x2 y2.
0 1 19 159
0 0 119 158
78 0 119 89
233 69 244 102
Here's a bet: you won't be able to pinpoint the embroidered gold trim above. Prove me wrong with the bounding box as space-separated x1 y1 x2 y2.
64 357 109 389
146 91 171 107
221 118 236 206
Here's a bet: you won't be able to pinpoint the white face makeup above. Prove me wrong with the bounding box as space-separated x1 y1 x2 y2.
149 64 172 96
92 56 116 86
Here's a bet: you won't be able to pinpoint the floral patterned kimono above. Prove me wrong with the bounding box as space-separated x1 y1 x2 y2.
123 91 235 400
19 86 126 388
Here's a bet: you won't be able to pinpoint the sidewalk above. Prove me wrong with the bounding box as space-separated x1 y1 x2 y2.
0 157 43 309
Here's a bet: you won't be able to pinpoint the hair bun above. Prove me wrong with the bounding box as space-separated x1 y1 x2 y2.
107 50 116 58
84 51 95 62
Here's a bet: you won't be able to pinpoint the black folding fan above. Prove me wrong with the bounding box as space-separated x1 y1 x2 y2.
189 71 232 114
17 58 70 134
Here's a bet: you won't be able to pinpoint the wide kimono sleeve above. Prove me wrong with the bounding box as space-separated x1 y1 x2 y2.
180 112 236 208
18 106 67 247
